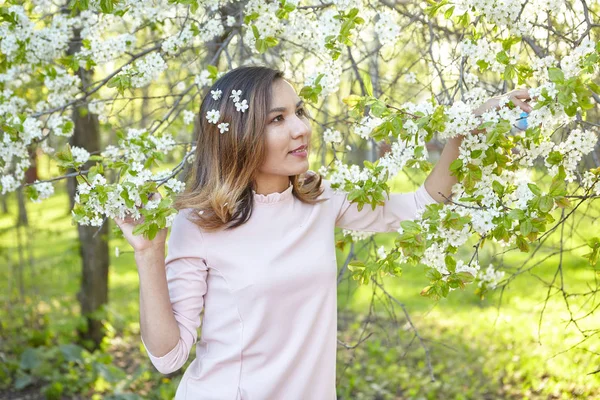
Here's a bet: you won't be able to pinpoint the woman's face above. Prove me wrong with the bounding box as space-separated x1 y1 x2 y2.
256 79 312 186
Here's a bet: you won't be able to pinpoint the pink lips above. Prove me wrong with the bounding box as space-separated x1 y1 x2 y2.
288 144 308 157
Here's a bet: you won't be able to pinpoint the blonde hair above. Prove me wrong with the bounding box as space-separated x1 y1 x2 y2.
174 66 324 231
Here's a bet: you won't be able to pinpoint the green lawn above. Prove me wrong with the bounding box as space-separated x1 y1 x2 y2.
1 177 599 399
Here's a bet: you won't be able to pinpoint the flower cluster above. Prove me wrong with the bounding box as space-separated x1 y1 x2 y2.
161 26 194 56
204 89 249 133
71 146 91 164
323 128 342 144
230 89 249 112
117 52 167 88
545 129 598 181
343 229 375 242
477 264 506 290
374 10 400 47
183 110 196 125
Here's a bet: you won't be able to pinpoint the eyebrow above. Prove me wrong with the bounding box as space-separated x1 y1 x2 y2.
268 100 304 114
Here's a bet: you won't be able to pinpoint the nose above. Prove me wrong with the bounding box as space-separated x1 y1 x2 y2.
290 114 311 139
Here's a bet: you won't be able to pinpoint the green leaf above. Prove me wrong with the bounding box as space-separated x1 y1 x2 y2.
207 64 219 78
516 235 530 252
426 268 443 281
486 130 501 145
555 196 571 209
370 100 388 118
445 255 457 273
449 158 463 173
503 65 515 81
347 7 359 19
496 51 510 65
492 180 504 195
360 70 373 97
59 344 84 363
243 12 259 24
509 208 525 220
539 195 553 213
520 220 533 236
347 189 362 202
94 363 126 383
348 261 366 272
100 0 114 13
400 220 421 232
476 59 489 71
528 183 542 196
14 375 34 390
548 67 564 83
255 39 268 53
444 5 454 18
20 348 41 371
502 36 521 51
588 82 600 94
265 36 278 47
546 151 563 165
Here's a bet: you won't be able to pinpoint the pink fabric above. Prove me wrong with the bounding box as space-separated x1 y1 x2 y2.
142 177 438 399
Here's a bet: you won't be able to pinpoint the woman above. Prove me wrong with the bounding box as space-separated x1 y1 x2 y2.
115 66 532 399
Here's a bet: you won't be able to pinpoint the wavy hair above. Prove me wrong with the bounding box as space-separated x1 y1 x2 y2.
174 66 323 231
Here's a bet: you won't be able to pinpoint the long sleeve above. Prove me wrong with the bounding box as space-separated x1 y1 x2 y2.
323 179 439 232
142 209 208 374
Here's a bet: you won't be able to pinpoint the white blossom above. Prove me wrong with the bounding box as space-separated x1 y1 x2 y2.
183 110 196 125
71 146 90 164
206 109 220 124
165 178 185 193
211 89 222 100
477 264 505 289
218 122 230 134
230 89 242 102
323 128 342 144
235 99 249 113
195 70 212 88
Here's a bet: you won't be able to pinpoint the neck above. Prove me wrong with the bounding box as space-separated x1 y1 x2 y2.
253 173 291 195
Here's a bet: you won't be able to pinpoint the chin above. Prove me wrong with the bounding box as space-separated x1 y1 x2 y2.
292 161 310 175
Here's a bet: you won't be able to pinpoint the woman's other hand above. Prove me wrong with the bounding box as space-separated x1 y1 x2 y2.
114 193 168 254
474 88 533 116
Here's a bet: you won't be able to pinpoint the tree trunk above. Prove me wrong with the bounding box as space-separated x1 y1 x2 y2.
0 195 8 214
16 188 28 227
67 26 110 350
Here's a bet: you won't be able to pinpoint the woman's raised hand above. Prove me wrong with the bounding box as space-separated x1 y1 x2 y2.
474 88 534 116
114 192 168 254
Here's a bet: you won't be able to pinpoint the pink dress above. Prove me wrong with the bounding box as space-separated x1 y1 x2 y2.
142 178 437 399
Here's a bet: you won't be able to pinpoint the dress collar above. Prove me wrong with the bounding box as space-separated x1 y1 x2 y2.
252 183 294 204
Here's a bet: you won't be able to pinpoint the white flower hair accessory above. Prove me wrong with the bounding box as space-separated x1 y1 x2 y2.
206 109 220 124
218 122 229 134
229 89 248 113
230 89 242 102
235 99 248 113
211 89 222 100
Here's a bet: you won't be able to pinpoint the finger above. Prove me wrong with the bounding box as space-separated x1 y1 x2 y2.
511 89 532 102
149 192 162 201
509 96 533 113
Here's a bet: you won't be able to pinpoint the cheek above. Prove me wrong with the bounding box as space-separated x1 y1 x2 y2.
264 130 288 162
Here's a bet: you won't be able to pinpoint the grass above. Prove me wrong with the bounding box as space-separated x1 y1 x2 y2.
1 175 599 399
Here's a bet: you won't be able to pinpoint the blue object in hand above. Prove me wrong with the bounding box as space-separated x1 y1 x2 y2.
515 111 529 131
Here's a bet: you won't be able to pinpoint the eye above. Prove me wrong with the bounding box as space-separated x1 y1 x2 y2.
271 108 307 123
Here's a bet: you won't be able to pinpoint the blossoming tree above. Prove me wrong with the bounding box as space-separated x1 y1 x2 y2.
1 0 599 374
